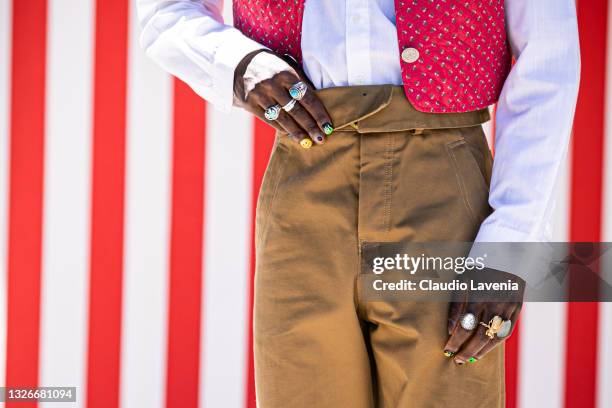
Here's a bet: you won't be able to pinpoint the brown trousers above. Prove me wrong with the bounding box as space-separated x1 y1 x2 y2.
254 86 504 408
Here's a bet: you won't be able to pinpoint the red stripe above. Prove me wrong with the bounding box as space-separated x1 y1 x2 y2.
4 1 47 406
566 1 606 407
504 320 520 408
165 79 206 408
245 119 276 407
85 0 129 406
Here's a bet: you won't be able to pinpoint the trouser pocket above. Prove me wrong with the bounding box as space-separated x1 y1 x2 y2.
255 137 290 245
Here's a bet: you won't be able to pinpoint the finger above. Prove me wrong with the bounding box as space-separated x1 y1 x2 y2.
284 101 326 145
295 88 334 135
452 318 492 365
447 302 464 336
260 72 326 145
239 100 284 132
510 302 523 324
275 111 310 145
267 83 325 146
276 73 334 136
247 92 287 132
455 305 516 364
253 96 313 149
448 290 468 335
443 306 483 360
473 338 501 360
253 93 313 147
474 305 519 360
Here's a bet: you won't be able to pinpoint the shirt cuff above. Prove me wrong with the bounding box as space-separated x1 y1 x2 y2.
469 222 554 287
212 30 267 113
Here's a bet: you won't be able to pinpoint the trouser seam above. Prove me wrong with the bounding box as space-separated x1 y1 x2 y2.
383 133 395 234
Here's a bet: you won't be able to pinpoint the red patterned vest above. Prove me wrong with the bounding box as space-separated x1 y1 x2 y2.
233 0 511 113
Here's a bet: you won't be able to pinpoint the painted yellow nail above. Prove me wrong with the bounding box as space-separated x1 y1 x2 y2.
300 138 313 149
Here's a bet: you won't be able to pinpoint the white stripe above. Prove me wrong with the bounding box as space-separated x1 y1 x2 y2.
0 0 12 399
551 139 571 242
38 1 94 406
517 120 570 408
598 301 612 408
199 7 252 406
518 302 567 408
200 107 253 408
119 2 172 407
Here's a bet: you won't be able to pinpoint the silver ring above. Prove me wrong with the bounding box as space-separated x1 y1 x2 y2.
496 320 512 339
282 99 297 112
289 81 308 100
460 313 477 331
264 104 281 121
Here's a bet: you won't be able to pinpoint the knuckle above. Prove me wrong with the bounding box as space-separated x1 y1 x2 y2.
290 107 308 121
257 79 275 92
314 112 329 122
245 91 261 104
300 91 315 105
306 125 320 134
303 91 321 107
290 132 306 141
277 70 295 80
291 102 305 113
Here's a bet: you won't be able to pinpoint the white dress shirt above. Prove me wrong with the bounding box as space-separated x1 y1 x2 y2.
137 0 581 276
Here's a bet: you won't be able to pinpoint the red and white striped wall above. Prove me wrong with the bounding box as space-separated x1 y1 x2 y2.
0 1 611 407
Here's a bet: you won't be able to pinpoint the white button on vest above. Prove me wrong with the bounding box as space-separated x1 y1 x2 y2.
401 47 420 63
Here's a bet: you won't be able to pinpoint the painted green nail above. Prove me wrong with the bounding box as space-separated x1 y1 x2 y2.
468 357 477 363
443 350 455 358
322 123 334 135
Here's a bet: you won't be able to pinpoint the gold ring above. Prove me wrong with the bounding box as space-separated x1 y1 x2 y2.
480 315 504 339
300 138 313 149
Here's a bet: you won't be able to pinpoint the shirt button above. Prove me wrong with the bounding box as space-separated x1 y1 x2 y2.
401 47 420 63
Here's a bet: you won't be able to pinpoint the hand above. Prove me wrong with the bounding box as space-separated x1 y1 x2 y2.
234 50 334 147
444 268 525 365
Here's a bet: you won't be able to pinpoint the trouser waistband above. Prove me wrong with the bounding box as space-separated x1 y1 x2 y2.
314 85 490 133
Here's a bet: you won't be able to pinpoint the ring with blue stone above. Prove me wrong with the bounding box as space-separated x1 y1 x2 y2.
264 104 281 121
289 81 308 100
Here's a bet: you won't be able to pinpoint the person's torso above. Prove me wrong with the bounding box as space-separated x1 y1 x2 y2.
233 0 511 113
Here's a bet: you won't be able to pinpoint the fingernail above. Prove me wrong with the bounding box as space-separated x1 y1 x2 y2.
311 132 324 144
443 350 455 358
455 359 465 365
468 357 477 364
322 123 334 135
300 138 313 149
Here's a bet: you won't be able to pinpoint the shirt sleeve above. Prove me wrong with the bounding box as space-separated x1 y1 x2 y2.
136 0 266 112
475 0 581 243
